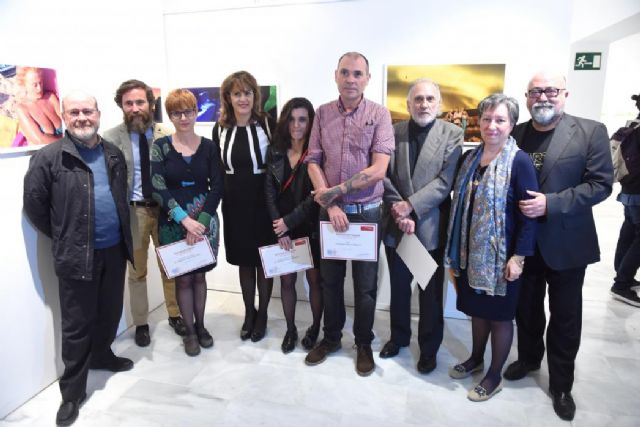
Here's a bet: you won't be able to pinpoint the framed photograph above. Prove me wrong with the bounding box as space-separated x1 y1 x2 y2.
0 64 62 153
185 85 278 124
385 64 506 143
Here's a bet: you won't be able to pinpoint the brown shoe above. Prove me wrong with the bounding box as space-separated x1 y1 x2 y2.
304 339 341 366
355 344 375 376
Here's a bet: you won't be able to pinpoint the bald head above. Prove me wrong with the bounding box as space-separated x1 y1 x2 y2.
62 91 101 146
525 72 568 131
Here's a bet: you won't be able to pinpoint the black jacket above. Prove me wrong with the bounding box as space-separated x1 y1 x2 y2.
23 134 133 281
264 145 319 238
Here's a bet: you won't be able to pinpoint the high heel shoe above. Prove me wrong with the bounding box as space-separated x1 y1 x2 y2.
301 325 320 350
281 328 298 354
240 308 257 341
250 312 267 342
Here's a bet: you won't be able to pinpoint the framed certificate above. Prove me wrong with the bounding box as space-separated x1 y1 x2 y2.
319 221 378 262
259 237 314 278
156 238 216 279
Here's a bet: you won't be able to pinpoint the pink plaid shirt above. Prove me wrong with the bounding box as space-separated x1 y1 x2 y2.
306 97 395 204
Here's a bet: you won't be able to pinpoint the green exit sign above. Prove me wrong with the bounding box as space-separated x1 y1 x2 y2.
574 52 602 70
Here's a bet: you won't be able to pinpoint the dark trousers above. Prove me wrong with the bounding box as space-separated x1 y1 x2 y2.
320 207 382 345
58 242 127 401
614 205 640 289
384 245 445 357
515 248 586 393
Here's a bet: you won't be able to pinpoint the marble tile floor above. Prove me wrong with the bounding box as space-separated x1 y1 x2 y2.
2 283 639 427
3 189 640 426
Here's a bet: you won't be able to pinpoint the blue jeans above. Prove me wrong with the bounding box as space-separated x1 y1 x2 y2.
319 206 382 345
614 204 640 289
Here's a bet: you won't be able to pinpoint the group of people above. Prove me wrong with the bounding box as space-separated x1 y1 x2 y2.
22 51 616 426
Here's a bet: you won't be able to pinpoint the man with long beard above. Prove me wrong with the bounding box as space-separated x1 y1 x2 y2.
506 72 613 421
24 91 134 425
104 80 186 347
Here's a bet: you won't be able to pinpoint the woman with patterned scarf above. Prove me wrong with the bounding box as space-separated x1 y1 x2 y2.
445 94 538 401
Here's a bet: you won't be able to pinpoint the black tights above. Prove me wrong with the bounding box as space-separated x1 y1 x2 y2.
239 265 273 329
280 268 323 332
461 317 513 392
175 272 208 336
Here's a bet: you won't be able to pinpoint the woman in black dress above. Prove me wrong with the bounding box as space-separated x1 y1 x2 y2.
151 89 223 356
212 71 276 342
265 98 323 353
445 94 538 401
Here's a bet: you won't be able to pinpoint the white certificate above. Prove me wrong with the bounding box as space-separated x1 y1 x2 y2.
320 221 378 262
156 238 216 279
396 232 437 290
258 237 314 278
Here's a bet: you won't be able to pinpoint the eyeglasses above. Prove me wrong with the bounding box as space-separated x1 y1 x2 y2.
230 89 253 99
527 87 566 99
169 110 196 119
65 109 98 118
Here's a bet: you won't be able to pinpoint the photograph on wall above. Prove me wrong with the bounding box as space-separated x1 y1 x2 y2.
186 85 278 123
386 64 506 142
0 64 62 152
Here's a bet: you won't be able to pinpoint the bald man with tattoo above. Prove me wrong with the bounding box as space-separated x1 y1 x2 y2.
304 52 395 376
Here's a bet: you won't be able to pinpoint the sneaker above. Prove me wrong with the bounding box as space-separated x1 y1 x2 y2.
305 339 341 366
355 344 375 376
611 286 640 307
169 316 188 336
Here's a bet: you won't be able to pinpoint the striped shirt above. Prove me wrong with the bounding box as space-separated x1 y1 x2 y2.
306 97 395 204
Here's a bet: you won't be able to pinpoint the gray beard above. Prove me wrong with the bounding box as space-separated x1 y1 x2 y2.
531 104 560 127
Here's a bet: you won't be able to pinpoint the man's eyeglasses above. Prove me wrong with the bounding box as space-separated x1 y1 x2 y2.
527 87 566 99
169 110 196 120
65 109 98 118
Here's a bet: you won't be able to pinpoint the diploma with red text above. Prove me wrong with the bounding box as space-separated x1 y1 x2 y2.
156 238 215 279
320 221 378 262
259 237 314 278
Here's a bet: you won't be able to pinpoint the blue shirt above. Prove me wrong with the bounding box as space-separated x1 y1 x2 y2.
76 141 122 249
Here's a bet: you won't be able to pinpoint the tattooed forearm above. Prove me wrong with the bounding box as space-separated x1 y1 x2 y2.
343 172 371 194
319 186 343 206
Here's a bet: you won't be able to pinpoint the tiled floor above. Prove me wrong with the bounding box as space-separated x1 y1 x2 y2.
2 192 640 426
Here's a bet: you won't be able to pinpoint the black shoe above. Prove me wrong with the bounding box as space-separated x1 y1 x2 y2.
631 279 640 291
55 393 86 426
90 356 134 372
610 286 640 307
301 326 319 350
417 353 437 374
134 324 150 347
281 328 298 354
503 360 540 380
379 340 403 359
355 344 375 376
240 309 257 341
168 317 188 336
183 334 201 356
196 325 214 348
550 389 576 421
305 339 341 366
250 312 267 342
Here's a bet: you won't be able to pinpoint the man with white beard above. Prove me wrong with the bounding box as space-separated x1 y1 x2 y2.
379 79 462 373
505 72 613 421
24 91 134 426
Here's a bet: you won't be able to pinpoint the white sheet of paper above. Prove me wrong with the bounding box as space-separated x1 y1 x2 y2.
396 232 437 290
320 221 378 262
156 238 216 279
259 237 314 278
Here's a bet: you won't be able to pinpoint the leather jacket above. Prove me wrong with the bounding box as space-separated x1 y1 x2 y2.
264 145 319 238
23 134 133 281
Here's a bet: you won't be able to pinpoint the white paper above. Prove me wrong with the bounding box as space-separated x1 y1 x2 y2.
259 237 314 278
156 238 216 279
396 232 437 290
320 221 378 262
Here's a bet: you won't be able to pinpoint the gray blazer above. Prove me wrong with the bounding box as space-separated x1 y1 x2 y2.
103 122 173 199
383 119 463 250
512 113 613 270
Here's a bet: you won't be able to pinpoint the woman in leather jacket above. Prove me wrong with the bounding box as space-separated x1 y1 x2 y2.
264 97 323 353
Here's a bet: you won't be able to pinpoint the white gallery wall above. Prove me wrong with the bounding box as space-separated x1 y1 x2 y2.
1 0 639 418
